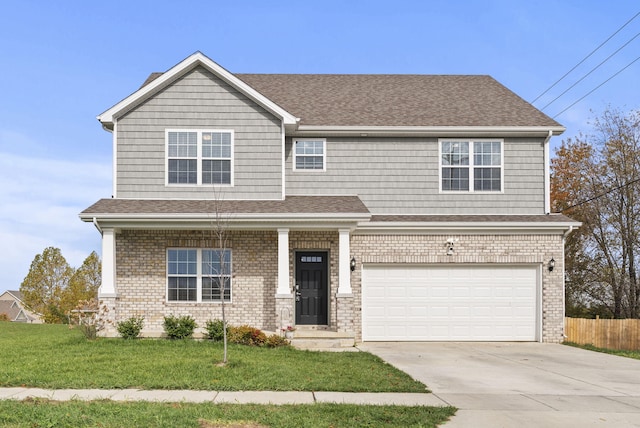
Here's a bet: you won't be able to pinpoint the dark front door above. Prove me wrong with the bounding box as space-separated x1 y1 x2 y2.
295 251 328 325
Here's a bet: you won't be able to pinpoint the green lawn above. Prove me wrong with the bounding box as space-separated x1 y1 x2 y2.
564 342 640 360
0 323 456 427
0 400 455 428
0 323 425 392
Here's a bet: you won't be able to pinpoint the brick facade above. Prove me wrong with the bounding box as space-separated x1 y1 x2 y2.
105 229 565 343
350 232 565 342
112 229 279 337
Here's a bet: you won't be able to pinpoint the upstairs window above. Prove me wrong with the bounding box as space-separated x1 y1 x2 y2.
440 140 502 192
167 130 233 185
293 139 326 171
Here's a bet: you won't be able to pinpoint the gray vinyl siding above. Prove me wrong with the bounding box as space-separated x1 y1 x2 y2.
115 66 282 199
285 137 546 215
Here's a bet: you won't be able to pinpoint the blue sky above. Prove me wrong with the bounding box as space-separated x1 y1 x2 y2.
0 1 639 295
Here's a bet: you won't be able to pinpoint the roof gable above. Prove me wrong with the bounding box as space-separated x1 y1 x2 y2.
99 52 564 137
97 52 298 129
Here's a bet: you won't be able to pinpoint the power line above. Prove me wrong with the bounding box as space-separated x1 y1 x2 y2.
552 54 640 119
532 11 640 104
557 176 640 213
541 31 640 111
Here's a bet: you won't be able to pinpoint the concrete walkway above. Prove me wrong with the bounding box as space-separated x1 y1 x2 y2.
0 387 448 407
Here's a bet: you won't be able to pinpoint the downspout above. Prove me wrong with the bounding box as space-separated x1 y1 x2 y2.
92 217 103 234
543 130 553 214
561 225 574 339
281 121 286 200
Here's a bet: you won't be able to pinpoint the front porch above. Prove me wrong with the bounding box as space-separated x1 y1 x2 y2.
96 228 358 338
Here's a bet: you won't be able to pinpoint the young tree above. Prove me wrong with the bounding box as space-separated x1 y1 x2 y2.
20 247 73 323
552 107 640 318
205 192 232 365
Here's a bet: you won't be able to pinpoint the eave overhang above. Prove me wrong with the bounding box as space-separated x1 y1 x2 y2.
97 52 299 130
291 125 566 138
356 217 581 235
81 212 370 231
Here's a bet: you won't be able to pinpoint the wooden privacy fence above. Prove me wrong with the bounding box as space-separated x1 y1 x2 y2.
565 317 640 351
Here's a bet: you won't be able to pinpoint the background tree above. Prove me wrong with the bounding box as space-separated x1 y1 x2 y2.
551 107 640 318
20 246 73 323
60 251 101 316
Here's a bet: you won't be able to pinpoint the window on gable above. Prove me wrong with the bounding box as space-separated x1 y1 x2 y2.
167 130 233 185
167 248 232 303
293 139 326 171
440 140 502 192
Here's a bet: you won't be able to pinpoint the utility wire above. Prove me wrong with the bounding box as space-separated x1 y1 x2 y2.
552 54 640 119
532 10 640 104
541 31 640 111
557 176 640 213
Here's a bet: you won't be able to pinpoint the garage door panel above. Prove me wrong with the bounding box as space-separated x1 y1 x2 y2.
362 265 538 341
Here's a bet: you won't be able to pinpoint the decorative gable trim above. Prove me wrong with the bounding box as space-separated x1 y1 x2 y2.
97 52 299 129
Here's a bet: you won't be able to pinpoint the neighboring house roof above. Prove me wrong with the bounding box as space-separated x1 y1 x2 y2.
0 299 35 322
1 290 23 300
100 52 564 137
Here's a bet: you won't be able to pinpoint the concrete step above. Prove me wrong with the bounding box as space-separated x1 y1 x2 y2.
287 330 357 351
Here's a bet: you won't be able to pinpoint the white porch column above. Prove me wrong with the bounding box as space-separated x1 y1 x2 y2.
100 228 117 297
276 228 291 295
338 228 352 295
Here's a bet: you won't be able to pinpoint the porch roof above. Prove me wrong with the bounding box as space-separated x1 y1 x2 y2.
80 196 371 230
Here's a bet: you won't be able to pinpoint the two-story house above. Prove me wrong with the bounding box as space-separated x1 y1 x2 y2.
81 52 579 343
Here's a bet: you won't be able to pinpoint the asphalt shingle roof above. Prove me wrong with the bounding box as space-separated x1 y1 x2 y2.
140 68 561 129
369 214 578 224
236 74 561 128
81 196 370 216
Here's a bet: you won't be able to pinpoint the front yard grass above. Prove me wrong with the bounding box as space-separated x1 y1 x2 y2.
564 341 640 360
0 323 426 392
0 400 455 428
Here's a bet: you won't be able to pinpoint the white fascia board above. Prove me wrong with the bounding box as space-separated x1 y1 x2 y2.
97 52 298 127
356 220 581 235
292 126 566 138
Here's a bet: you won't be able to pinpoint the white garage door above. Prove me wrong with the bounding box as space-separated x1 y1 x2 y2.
362 265 538 341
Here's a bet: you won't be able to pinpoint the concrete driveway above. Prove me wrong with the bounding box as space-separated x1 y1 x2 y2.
358 342 640 427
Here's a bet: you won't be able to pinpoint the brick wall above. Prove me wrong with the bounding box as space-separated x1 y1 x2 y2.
350 233 565 343
112 229 278 337
107 229 565 343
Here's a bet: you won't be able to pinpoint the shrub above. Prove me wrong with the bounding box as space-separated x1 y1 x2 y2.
265 333 290 348
74 299 110 340
0 313 9 322
163 315 197 339
205 319 228 341
117 316 144 339
228 325 267 346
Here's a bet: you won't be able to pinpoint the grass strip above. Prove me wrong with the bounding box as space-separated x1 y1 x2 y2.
0 399 455 428
563 341 640 360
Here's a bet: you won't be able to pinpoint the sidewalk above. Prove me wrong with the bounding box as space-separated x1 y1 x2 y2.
0 387 449 407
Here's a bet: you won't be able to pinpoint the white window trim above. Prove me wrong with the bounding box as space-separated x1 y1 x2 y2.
438 139 504 193
166 248 232 304
292 138 327 172
165 129 235 187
